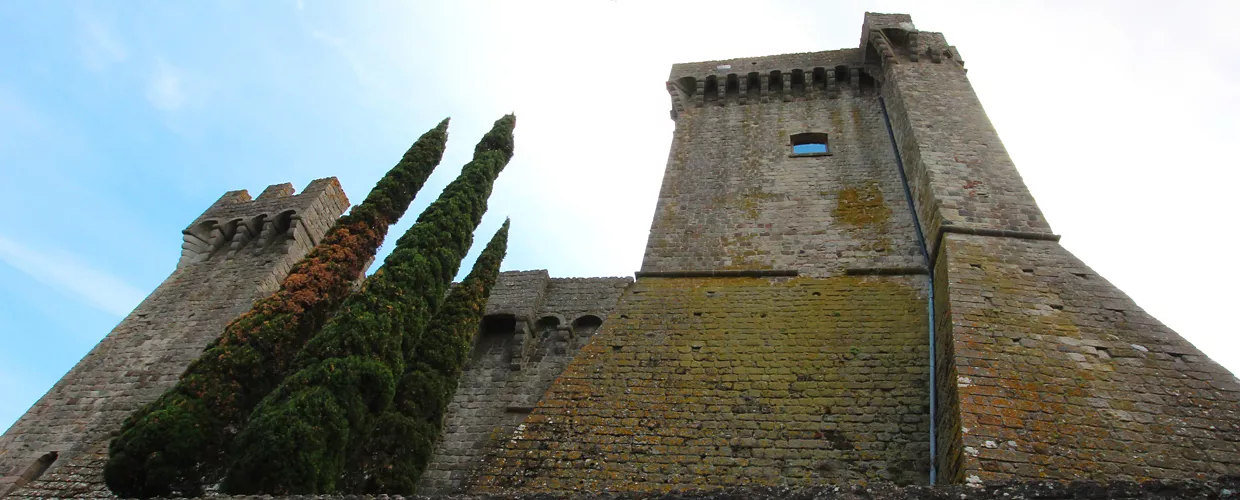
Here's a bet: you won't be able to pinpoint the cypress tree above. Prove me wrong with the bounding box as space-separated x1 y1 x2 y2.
222 115 516 495
343 220 509 494
104 119 451 499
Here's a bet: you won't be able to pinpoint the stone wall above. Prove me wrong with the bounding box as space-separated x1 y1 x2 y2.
934 234 1240 483
866 14 1053 259
859 12 1240 483
0 179 350 498
418 273 632 494
646 54 923 277
470 275 931 493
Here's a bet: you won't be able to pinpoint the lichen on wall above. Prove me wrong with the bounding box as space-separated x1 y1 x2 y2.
471 275 930 493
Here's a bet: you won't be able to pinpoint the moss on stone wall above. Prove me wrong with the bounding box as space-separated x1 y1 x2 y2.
472 275 930 493
832 181 891 228
105 119 451 499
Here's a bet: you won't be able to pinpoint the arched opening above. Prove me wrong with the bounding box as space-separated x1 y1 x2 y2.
811 67 828 91
572 315 604 337
746 72 762 98
834 65 850 85
790 69 806 96
703 75 719 102
724 73 740 99
768 70 783 94
535 316 561 338
473 314 517 364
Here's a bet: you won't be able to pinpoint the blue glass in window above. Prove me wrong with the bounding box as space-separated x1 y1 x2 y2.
793 143 828 154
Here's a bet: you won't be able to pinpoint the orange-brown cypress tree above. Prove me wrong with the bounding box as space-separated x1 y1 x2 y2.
222 115 515 495
343 220 509 494
105 119 450 499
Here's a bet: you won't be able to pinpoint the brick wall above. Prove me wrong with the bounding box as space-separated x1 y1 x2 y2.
470 275 930 493
935 234 1240 483
0 180 349 498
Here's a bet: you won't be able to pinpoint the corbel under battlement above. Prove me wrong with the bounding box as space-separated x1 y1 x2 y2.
177 177 350 268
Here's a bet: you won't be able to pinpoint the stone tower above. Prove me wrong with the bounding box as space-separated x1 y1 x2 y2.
0 180 350 497
469 12 1240 492
2 12 1239 499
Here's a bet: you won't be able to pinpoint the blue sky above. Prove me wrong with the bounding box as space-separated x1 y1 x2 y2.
2 1 1239 432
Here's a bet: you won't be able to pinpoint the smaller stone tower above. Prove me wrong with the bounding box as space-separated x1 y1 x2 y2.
0 179 349 498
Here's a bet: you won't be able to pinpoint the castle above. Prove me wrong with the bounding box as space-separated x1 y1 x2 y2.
2 12 1238 498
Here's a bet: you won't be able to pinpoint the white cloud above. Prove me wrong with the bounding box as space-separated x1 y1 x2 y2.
146 60 186 111
77 8 127 70
0 234 144 317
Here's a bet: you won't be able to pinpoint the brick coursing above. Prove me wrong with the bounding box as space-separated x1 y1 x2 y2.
470 276 931 492
936 234 1240 483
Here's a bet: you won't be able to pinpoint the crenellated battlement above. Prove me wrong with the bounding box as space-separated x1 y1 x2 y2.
665 50 885 118
665 21 965 120
178 177 350 267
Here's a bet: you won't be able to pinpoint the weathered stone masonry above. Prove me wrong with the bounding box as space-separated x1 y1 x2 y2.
419 272 633 494
3 11 1240 499
0 179 351 498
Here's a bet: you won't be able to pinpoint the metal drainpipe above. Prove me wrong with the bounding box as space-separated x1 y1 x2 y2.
879 95 937 485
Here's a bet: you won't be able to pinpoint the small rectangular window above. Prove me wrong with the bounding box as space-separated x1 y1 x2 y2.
790 132 830 156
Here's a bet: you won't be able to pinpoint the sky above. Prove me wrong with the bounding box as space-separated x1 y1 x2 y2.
1 0 1238 432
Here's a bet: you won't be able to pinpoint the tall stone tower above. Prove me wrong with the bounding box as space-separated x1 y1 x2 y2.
2 12 1238 499
469 12 1240 492
0 180 349 497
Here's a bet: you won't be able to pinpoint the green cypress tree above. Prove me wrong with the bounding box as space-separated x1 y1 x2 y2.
222 115 516 495
104 119 450 499
343 220 509 494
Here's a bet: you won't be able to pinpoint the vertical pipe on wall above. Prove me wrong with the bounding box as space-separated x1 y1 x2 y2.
879 95 937 485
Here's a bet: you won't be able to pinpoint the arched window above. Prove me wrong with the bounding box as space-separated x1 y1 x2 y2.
790 132 830 155
572 315 604 337
535 316 561 338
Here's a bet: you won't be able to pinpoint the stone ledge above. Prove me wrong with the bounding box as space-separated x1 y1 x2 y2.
145 476 1240 500
634 270 799 278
